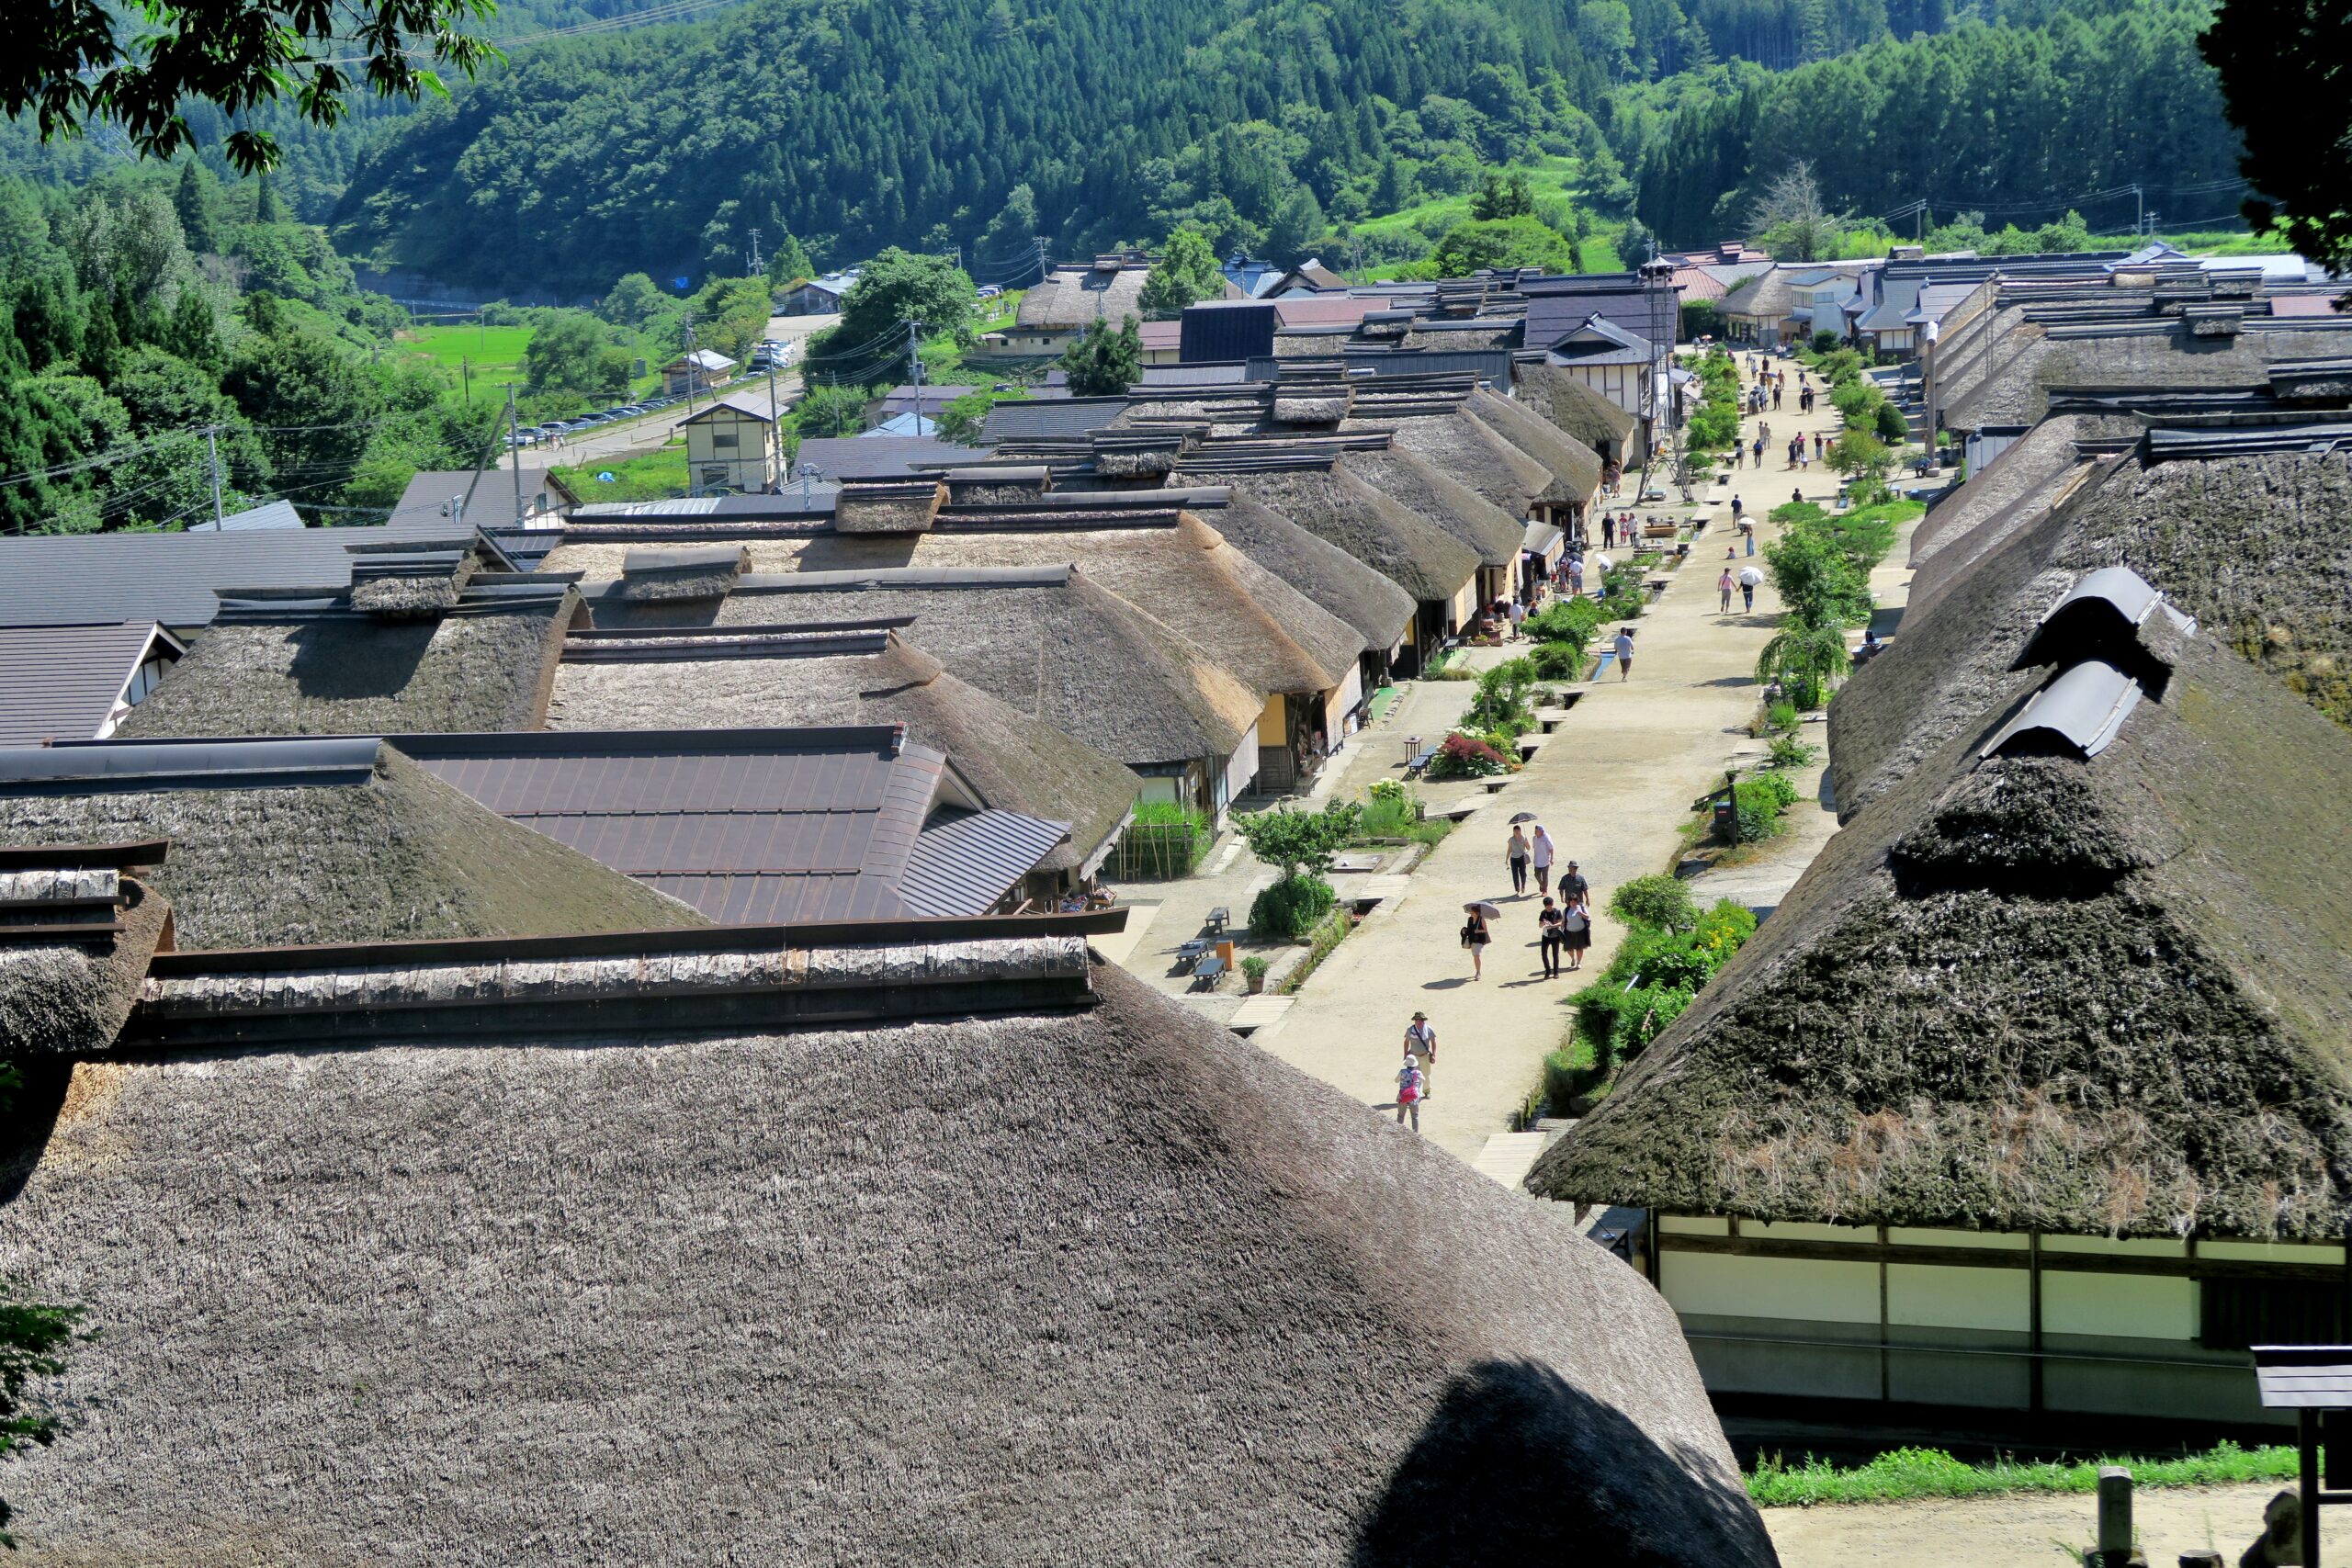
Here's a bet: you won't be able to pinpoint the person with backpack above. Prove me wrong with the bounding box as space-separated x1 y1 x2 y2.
1395 1055 1425 1133
1404 1010 1437 1100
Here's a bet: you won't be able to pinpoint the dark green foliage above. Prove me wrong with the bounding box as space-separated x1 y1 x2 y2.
1634 4 2240 248
1523 595 1607 649
1468 167 1535 220
1529 640 1587 680
805 249 975 388
1729 773 1797 842
1430 215 1577 276
1608 874 1697 932
1110 801 1213 878
2199 0 2352 281
791 383 870 438
522 310 632 400
1138 223 1221 318
1464 657 1540 737
1250 872 1339 942
1058 315 1142 396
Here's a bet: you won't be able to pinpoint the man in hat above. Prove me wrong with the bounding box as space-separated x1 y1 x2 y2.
1403 1011 1437 1100
1557 859 1590 911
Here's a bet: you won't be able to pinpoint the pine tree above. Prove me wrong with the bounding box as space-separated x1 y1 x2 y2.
173 161 220 254
253 175 287 224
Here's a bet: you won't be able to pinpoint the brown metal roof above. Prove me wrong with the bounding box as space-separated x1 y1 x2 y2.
0 622 177 746
392 728 1062 922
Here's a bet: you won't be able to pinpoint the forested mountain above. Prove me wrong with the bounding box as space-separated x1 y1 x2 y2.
1626 2 2240 244
320 0 2241 294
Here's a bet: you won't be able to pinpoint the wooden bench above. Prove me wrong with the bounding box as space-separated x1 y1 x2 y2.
1191 953 1227 990
1204 906 1231 935
1404 745 1439 777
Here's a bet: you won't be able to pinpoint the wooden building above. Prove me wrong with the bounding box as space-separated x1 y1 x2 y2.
679 392 781 493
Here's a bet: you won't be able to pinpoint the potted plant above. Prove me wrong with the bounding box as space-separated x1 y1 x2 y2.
1240 955 1270 994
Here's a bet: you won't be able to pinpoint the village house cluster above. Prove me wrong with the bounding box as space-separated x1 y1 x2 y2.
2 233 2349 1560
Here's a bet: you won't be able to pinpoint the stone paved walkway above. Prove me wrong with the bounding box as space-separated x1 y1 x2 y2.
1253 365 1870 1160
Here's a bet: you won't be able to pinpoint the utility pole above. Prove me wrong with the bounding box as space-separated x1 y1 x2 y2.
764 359 783 491
749 227 763 275
203 426 224 530
2132 185 2143 241
1032 234 1050 283
461 355 471 404
507 384 526 524
683 317 700 416
907 319 924 434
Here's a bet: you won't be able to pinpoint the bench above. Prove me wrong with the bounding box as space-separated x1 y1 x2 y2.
1191 953 1227 990
1404 745 1439 777
1204 906 1231 935
1175 938 1213 969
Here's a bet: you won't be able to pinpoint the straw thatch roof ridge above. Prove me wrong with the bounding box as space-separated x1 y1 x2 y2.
1 953 1775 1563
1338 445 1527 568
1170 459 1480 605
1511 364 1637 459
591 571 1261 770
1464 387 1605 502
117 588 579 740
1832 440 2352 816
0 874 167 1056
1193 490 1418 650
1535 634 2352 1240
0 748 707 950
546 636 1140 877
768 513 1364 698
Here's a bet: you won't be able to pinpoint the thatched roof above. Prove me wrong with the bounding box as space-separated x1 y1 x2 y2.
1169 457 1480 605
1 936 1772 1564
548 633 1139 877
1337 445 1528 568
1464 387 1606 502
1193 490 1419 651
1940 319 2352 434
581 568 1261 770
0 741 707 949
1830 426 2352 815
113 580 580 740
1016 260 1150 333
776 513 1363 696
0 845 170 1056
1511 363 1638 461
1532 625 2352 1242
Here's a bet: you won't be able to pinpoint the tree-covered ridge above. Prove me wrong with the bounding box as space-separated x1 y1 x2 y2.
1625 2 2240 245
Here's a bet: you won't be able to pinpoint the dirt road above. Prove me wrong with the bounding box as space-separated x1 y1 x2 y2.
1764 1480 2299 1566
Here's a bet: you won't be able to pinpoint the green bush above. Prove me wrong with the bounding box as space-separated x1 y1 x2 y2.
1529 640 1586 680
1524 597 1604 643
1767 731 1820 770
1250 873 1337 942
1748 771 1802 810
1239 955 1269 986
1613 924 1720 991
1695 898 1758 956
1465 658 1540 737
1769 500 1827 527
1809 329 1841 354
1428 732 1509 779
1620 983 1693 1055
1112 802 1212 878
1278 906 1353 992
1609 874 1699 932
1727 772 1801 843
1874 400 1912 443
1767 701 1801 733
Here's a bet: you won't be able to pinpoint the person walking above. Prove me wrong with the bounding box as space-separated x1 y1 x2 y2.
1814 432 1825 459
1741 516 1757 556
1601 513 1617 549
1566 552 1584 596
1394 1054 1424 1133
1506 825 1532 896
1772 382 1783 411
1739 563 1762 611
1531 824 1556 895
1558 896 1593 972
1729 495 1743 525
1404 1010 1437 1100
1613 626 1635 680
1557 859 1590 911
1717 564 1735 613
1509 596 1527 640
1732 441 1744 469
1461 906 1490 980
1537 897 1566 978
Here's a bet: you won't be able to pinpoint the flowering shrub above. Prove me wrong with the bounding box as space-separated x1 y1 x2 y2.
1427 732 1508 779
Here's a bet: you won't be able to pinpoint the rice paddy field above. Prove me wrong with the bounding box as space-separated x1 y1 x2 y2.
396 323 535 405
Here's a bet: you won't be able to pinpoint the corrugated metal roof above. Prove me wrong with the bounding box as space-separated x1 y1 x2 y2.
0 623 175 746
978 399 1128 446
394 728 1058 924
0 519 464 628
902 808 1071 915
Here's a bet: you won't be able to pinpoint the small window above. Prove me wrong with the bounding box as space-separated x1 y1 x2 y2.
2201 1277 2348 1351
712 433 739 449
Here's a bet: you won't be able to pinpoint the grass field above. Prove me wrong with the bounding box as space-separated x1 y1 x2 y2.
550 445 686 502
1747 1442 2298 1506
1348 154 1632 279
397 324 534 405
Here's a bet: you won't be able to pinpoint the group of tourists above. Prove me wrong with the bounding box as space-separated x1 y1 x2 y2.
1598 510 1641 550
